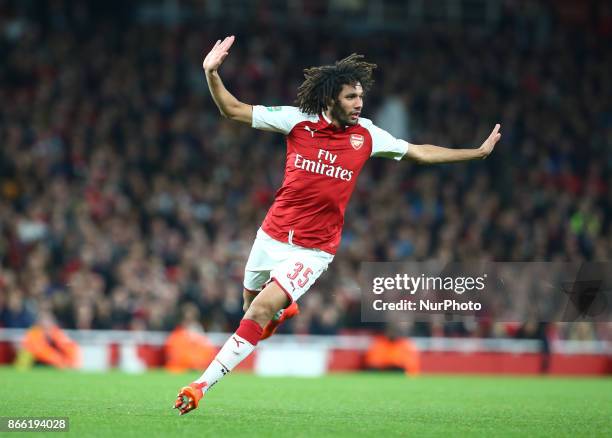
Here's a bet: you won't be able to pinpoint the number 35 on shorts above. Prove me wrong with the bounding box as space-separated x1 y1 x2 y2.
286 262 313 288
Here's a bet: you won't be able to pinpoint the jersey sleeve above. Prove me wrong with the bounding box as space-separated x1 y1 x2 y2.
251 105 309 135
362 119 410 161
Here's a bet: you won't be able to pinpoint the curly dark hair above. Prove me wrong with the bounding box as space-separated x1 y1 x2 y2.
295 54 377 115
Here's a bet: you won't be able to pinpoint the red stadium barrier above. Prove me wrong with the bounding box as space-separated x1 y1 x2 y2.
0 330 609 376
325 349 611 375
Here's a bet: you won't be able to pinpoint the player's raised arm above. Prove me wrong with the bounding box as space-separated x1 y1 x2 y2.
403 124 501 164
203 36 252 124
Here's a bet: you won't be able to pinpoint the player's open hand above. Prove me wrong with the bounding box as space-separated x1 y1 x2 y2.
478 124 501 158
203 35 235 74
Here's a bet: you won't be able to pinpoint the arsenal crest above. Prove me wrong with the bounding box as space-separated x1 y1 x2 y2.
350 134 364 150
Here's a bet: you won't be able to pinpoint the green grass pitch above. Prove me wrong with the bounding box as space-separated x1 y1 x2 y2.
0 367 610 437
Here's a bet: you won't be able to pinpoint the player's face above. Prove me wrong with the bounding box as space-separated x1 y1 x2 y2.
330 83 363 127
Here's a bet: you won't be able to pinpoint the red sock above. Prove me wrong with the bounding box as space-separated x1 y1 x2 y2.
235 318 263 346
193 319 263 389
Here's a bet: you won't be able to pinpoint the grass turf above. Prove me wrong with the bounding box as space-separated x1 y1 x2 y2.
0 367 610 437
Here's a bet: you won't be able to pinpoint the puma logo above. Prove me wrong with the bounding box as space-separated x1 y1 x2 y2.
232 336 245 348
304 126 317 137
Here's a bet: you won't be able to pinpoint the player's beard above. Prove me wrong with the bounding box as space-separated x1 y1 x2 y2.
330 102 356 127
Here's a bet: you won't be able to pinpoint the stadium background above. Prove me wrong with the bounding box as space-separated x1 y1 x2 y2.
0 0 610 375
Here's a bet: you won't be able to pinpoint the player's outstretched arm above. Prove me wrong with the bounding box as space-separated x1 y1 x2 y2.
203 35 252 124
403 124 501 164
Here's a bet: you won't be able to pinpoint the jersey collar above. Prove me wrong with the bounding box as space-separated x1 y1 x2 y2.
320 111 357 130
320 111 333 126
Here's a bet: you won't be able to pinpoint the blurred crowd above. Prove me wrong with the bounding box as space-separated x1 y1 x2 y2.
0 0 610 341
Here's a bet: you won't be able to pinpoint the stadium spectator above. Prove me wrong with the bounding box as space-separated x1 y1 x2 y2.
1 288 36 328
365 325 420 375
19 311 81 369
165 303 216 373
515 319 551 374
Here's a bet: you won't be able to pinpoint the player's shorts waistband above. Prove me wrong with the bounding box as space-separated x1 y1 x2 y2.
256 228 334 256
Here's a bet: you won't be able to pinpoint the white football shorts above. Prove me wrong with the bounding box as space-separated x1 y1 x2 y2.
243 228 334 303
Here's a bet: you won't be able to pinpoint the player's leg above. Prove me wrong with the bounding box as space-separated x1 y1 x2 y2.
260 250 333 339
174 281 288 415
241 229 277 313
241 280 290 326
243 268 300 339
174 232 333 414
260 297 299 340
240 229 292 332
243 266 299 339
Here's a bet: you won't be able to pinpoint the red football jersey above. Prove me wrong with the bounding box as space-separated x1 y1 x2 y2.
252 106 409 254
